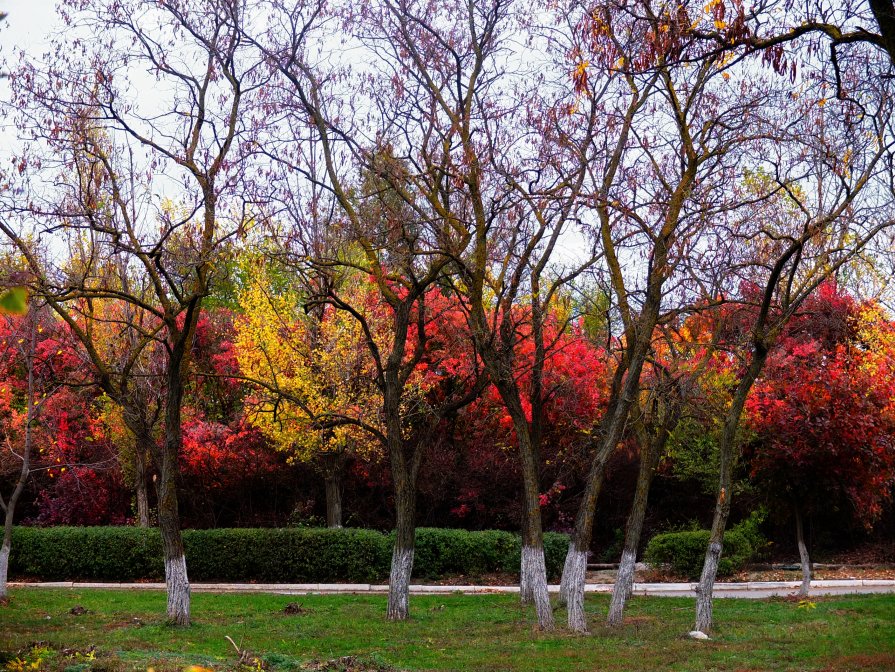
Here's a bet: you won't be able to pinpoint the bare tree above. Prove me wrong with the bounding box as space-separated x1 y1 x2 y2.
553 0 800 631
689 47 895 633
2 0 264 625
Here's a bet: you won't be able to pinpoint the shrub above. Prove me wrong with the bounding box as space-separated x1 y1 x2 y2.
9 526 569 582
729 509 770 561
643 527 754 579
11 526 164 580
412 529 568 579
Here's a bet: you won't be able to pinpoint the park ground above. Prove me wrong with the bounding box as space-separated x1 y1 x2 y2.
2 589 895 672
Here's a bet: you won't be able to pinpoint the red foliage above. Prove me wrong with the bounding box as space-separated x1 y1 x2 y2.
745 283 895 528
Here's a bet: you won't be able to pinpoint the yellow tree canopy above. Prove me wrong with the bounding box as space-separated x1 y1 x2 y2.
234 261 384 463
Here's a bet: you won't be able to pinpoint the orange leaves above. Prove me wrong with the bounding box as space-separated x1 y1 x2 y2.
572 60 590 95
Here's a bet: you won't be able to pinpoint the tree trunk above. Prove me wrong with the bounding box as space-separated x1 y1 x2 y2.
607 435 662 627
558 468 604 607
135 449 150 527
794 505 811 597
321 452 345 529
561 310 658 632
515 423 554 630
561 460 606 632
695 346 767 634
121 407 155 529
324 474 343 529
387 472 416 621
0 538 9 600
155 348 191 626
157 458 189 625
0 509 15 599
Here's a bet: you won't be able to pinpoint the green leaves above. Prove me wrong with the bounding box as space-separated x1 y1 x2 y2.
0 287 28 315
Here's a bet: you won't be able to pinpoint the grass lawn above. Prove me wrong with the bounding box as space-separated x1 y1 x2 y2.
1 589 894 671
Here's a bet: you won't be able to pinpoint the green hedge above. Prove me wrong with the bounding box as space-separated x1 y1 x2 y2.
9 527 569 582
644 527 755 579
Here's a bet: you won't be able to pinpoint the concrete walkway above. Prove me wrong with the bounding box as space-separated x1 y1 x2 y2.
11 579 895 599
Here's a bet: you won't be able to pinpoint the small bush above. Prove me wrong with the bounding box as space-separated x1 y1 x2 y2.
643 527 754 579
9 526 568 582
729 509 770 561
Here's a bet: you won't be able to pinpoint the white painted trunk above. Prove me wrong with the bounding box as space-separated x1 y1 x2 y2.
557 541 581 606
695 541 722 633
798 563 811 596
0 542 10 599
562 547 588 632
607 548 637 626
165 554 191 626
521 545 554 630
795 508 811 597
387 545 414 621
520 543 535 604
797 536 812 598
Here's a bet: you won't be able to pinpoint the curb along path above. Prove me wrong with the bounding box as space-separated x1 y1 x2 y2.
11 580 895 599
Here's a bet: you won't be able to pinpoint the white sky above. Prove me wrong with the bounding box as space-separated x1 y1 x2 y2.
0 1 594 269
0 2 61 154
0 2 60 70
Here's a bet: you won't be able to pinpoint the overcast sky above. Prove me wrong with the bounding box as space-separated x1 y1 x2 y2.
0 3 61 154
0 2 595 265
0 2 58 60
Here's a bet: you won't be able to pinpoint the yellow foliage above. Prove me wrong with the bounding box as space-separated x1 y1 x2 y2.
234 262 383 463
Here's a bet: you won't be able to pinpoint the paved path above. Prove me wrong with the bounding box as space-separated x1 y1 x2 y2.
11 580 895 599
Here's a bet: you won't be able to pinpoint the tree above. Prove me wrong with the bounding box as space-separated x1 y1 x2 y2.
605 316 721 626
235 259 383 529
2 0 263 625
237 0 495 621
553 0 791 631
745 284 895 596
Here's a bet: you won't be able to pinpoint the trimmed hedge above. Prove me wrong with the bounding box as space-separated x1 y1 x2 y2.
9 527 569 582
643 528 753 579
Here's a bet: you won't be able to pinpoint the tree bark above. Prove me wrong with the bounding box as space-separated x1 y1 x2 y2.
563 456 610 632
321 452 345 529
0 540 9 600
120 405 156 528
562 340 653 632
607 433 662 627
135 449 150 528
324 473 343 529
387 463 416 621
694 347 767 634
558 468 604 608
794 504 812 597
513 418 554 630
157 453 189 625
154 345 191 626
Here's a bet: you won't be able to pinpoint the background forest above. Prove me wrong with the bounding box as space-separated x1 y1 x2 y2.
1 0 895 635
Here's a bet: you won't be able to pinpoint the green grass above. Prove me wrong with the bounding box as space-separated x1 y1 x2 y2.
2 589 894 671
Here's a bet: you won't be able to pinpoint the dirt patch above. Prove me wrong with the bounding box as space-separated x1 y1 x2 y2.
283 602 312 615
825 541 895 565
820 652 895 671
623 616 656 626
300 656 398 671
60 646 96 657
731 567 895 582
